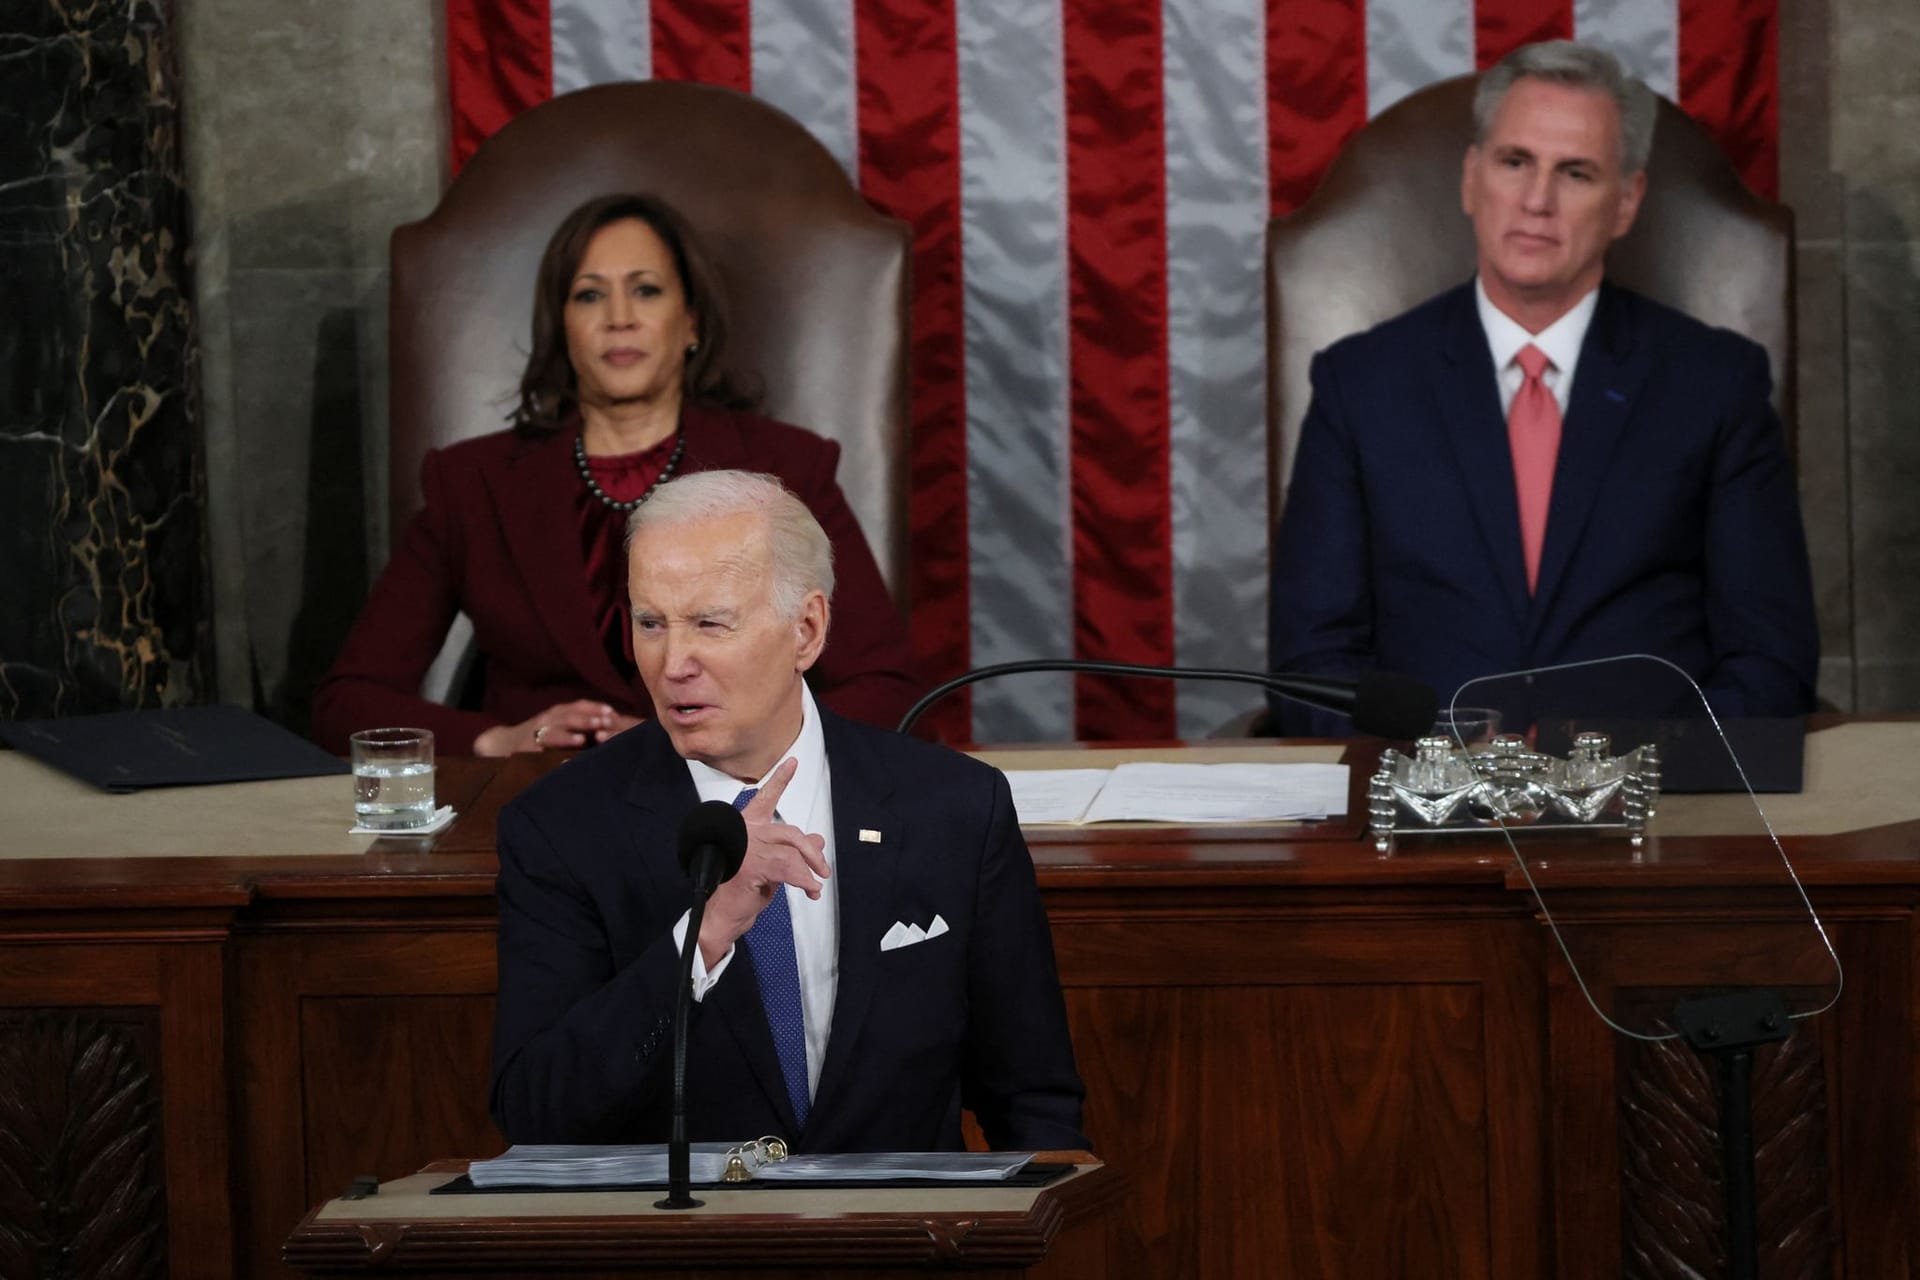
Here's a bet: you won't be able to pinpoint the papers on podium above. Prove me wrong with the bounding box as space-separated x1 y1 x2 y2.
1002 761 1349 825
468 1144 1034 1188
768 1151 1035 1182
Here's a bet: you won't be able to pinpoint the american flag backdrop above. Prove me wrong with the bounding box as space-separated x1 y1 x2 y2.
444 0 1780 743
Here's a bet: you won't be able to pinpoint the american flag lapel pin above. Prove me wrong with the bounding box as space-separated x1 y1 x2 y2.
858 828 882 844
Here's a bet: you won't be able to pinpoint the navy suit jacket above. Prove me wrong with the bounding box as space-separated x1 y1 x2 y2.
489 710 1088 1154
1269 282 1818 735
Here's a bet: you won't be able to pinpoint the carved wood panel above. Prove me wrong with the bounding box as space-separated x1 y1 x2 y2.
1615 995 1834 1280
0 1010 166 1279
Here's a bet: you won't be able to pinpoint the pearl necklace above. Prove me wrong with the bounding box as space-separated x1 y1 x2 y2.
573 431 686 512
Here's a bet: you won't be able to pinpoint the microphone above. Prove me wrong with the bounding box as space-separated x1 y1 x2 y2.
658 800 750 1210
678 799 749 900
1269 670 1438 740
896 660 1437 741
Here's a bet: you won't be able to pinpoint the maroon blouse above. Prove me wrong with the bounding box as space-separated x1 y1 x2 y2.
574 430 680 670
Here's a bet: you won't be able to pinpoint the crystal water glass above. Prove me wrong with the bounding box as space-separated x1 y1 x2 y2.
350 728 436 830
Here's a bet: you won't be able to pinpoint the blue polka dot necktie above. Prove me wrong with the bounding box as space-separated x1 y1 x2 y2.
734 787 810 1130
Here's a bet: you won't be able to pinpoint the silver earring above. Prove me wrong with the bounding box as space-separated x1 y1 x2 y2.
686 341 700 357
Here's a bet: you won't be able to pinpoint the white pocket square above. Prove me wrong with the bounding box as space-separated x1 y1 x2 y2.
880 914 949 952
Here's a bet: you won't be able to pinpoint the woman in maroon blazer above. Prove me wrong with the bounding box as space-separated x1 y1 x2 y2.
312 194 919 755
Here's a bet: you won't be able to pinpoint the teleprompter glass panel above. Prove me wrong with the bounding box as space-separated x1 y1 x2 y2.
1444 655 1841 1041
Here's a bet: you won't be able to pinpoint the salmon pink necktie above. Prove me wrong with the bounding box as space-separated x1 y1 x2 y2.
1508 344 1561 593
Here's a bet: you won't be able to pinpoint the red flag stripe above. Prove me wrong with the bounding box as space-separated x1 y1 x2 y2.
1474 0 1572 69
1266 0 1368 218
854 0 971 742
1678 0 1778 198
1064 0 1175 739
653 0 752 90
447 0 552 173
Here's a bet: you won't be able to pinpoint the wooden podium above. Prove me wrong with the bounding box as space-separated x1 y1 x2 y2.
282 1155 1123 1278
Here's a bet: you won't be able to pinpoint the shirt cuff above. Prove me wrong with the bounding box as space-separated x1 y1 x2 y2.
672 909 735 999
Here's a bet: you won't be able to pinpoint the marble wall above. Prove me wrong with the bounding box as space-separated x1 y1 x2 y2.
0 0 209 719
173 0 1920 726
1781 0 1920 710
178 0 443 731
1832 0 1920 710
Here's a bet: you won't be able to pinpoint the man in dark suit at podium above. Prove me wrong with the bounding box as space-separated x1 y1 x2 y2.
1269 41 1817 735
490 469 1086 1153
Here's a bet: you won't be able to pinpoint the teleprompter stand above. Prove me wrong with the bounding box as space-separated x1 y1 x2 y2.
1672 989 1793 1280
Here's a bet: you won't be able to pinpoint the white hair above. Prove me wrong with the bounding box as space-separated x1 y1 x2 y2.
1474 40 1657 175
625 469 835 619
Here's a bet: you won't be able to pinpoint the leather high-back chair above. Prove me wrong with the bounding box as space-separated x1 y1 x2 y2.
1266 75 1794 532
390 81 912 599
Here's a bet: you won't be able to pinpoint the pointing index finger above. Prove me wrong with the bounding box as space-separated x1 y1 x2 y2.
742 757 799 821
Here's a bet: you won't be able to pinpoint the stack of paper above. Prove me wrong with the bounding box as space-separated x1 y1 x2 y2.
469 1144 740 1187
1003 762 1349 825
467 1144 1035 1187
759 1152 1032 1182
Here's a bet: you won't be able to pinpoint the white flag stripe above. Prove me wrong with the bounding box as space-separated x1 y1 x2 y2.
751 0 859 178
958 0 1075 742
1163 0 1272 737
551 0 651 93
1575 0 1679 101
1367 0 1475 117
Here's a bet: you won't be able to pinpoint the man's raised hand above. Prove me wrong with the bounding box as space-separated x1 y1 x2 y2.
697 757 830 966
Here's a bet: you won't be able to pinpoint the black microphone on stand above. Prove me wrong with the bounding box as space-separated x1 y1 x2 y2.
656 800 749 1210
895 659 1437 741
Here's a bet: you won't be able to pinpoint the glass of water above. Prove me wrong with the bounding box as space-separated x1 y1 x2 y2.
350 728 436 830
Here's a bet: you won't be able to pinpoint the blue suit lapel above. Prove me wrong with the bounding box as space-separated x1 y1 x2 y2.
622 728 798 1135
1433 287 1532 632
1531 284 1644 624
808 713 901 1137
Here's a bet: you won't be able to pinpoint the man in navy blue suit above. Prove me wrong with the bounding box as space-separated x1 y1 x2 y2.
1269 41 1817 735
490 469 1086 1152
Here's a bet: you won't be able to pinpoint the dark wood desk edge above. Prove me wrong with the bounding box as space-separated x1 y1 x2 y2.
6 835 1920 912
8 730 1920 909
282 1155 1123 1272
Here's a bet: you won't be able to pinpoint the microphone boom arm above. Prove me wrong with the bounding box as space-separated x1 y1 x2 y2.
895 659 1418 737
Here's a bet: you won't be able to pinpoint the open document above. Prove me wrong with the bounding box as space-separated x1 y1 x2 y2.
761 1152 1034 1182
468 1145 1033 1188
1002 761 1349 825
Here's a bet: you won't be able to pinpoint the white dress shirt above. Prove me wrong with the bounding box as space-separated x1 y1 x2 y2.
1475 276 1599 417
670 684 837 1102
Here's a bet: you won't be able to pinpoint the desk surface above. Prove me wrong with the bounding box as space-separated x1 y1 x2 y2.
1 721 1918 903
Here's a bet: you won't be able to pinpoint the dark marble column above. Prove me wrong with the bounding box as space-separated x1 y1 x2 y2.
0 0 208 719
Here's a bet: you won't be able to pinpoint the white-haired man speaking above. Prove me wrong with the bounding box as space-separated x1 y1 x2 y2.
490 469 1087 1153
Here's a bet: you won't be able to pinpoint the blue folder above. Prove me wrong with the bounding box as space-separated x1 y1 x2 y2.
0 704 348 792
